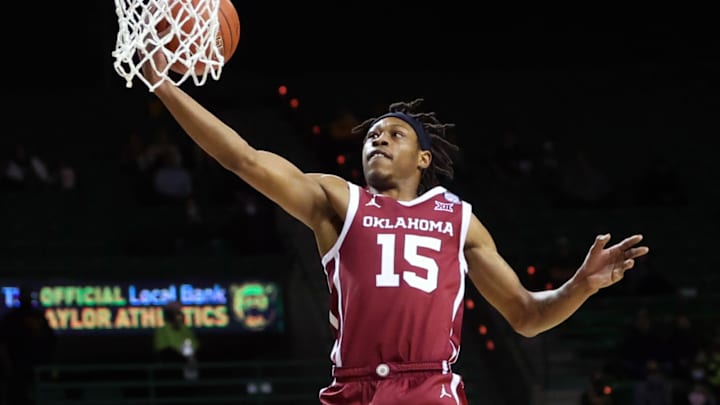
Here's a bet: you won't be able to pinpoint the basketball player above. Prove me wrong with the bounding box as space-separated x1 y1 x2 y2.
141 58 649 404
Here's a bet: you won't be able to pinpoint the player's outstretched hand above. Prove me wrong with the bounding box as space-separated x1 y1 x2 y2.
577 233 650 291
139 43 170 89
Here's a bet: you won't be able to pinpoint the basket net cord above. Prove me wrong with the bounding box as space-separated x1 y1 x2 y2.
112 0 223 91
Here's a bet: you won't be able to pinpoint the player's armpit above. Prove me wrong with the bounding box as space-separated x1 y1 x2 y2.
463 215 536 336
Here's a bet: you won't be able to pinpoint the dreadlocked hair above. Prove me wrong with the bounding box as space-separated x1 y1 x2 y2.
352 98 459 194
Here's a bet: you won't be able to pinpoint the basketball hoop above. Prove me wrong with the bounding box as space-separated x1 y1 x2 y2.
112 0 223 91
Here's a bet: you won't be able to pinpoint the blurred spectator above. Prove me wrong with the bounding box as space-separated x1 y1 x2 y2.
490 129 536 184
580 370 614 405
120 131 154 203
557 148 614 209
121 131 152 173
633 156 688 207
327 108 361 141
1 144 51 191
0 286 56 405
175 196 214 252
616 308 667 379
536 138 564 198
232 190 281 254
633 359 673 405
57 160 77 191
185 196 203 225
624 255 675 296
544 235 580 288
145 128 183 171
153 301 200 381
692 351 710 386
667 313 702 379
687 382 717 405
706 337 720 397
152 149 193 203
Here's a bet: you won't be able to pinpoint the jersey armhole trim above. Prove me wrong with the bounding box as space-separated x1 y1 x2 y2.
459 201 472 274
321 182 359 266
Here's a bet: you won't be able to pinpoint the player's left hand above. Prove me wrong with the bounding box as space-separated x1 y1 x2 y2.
577 233 650 291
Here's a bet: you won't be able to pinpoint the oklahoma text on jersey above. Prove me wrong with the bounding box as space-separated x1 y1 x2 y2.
361 215 455 237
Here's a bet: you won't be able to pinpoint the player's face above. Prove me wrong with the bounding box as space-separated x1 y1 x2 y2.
361 117 430 191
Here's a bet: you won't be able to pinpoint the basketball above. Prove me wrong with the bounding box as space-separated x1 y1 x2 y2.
157 0 241 75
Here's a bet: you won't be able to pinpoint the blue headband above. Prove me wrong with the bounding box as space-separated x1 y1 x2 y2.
372 112 431 150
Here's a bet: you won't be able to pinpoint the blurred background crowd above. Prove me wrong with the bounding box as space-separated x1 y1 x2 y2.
1 3 716 404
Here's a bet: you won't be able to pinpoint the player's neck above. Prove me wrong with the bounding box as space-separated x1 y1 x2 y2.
366 184 420 202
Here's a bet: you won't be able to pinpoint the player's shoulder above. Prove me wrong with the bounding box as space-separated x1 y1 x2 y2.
422 185 467 205
307 173 349 189
440 189 464 204
306 174 356 214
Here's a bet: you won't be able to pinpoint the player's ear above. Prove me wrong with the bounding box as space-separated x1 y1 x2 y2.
418 150 431 170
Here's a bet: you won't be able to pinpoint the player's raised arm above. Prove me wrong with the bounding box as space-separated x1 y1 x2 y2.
142 54 330 230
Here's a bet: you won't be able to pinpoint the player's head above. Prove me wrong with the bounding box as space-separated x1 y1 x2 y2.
353 98 458 194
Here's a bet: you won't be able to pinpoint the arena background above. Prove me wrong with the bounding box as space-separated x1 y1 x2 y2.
1 3 717 404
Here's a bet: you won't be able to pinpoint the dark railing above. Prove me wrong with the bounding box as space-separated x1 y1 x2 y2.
33 358 492 405
34 359 331 405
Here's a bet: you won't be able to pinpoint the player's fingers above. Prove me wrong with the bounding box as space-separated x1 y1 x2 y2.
622 258 635 271
618 234 643 250
591 233 611 253
624 246 650 260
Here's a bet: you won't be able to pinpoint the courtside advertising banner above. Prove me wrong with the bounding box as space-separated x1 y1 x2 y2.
0 279 284 335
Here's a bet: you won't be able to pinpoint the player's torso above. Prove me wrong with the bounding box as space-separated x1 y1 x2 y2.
322 184 471 367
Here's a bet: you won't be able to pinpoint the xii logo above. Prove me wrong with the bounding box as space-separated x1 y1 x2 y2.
434 201 454 213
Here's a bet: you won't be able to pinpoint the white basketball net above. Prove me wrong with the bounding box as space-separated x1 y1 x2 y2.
112 0 223 91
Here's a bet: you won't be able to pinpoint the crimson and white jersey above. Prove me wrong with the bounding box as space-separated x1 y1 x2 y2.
321 182 472 368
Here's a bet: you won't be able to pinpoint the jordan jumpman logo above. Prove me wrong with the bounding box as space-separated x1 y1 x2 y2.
440 384 452 399
365 194 381 208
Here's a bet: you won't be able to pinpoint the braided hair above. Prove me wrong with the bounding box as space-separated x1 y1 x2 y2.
352 98 459 193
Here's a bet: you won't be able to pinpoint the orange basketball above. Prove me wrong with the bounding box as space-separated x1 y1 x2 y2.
156 0 240 75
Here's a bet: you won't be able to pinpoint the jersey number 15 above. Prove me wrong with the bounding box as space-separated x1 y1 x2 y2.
375 234 441 293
